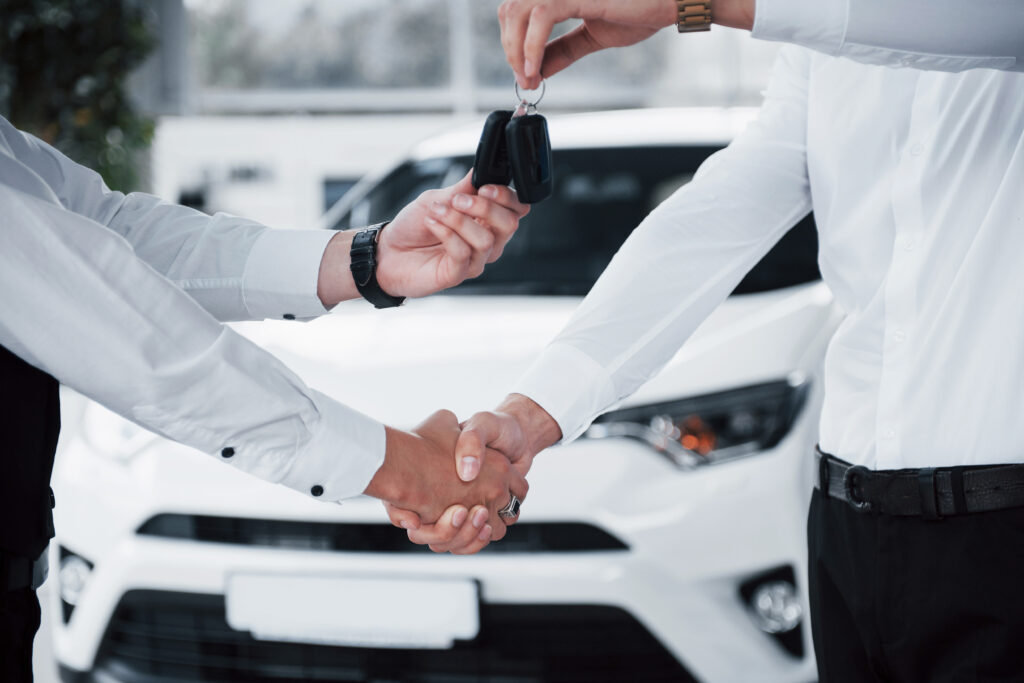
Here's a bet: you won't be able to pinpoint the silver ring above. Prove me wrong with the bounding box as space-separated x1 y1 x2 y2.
513 79 546 108
498 494 521 520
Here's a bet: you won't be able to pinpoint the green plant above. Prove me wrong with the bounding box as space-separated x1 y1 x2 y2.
0 0 156 191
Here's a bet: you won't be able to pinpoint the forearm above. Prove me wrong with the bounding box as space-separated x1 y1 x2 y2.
514 47 812 441
0 184 384 501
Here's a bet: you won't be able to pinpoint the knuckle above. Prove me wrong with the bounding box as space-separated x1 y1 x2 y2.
433 408 457 423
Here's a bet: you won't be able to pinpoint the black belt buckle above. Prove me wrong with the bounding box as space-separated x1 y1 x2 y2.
843 465 873 512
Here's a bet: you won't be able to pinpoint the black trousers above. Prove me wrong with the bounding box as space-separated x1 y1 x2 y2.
808 487 1024 682
0 588 40 682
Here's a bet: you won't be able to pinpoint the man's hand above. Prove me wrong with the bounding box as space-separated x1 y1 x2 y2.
317 171 528 307
363 409 530 546
385 394 561 553
497 0 756 90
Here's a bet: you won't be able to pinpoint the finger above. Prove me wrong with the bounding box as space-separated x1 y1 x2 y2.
451 522 494 555
449 193 520 258
428 505 491 554
489 466 529 540
433 214 493 279
406 505 469 548
522 5 558 88
499 0 534 87
540 24 603 80
439 202 498 256
448 170 476 197
479 184 530 218
424 216 472 277
384 502 422 531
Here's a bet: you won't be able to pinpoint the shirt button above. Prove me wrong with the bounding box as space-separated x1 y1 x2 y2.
221 447 235 459
900 55 915 67
311 485 324 497
900 238 915 251
909 143 924 156
882 429 896 440
892 329 906 342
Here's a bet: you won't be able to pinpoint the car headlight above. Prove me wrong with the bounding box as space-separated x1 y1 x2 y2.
82 401 156 463
585 375 809 468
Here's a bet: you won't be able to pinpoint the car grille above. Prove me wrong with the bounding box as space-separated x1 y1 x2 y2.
93 590 698 683
137 514 628 553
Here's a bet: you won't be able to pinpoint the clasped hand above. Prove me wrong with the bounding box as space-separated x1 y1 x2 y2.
365 410 530 554
368 395 560 554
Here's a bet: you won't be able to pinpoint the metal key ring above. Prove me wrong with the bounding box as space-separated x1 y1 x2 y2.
514 79 546 108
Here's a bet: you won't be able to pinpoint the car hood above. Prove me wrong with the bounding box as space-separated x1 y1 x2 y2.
59 282 840 524
229 282 837 430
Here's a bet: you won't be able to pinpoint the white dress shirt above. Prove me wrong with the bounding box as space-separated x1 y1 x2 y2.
0 116 385 500
515 0 1024 469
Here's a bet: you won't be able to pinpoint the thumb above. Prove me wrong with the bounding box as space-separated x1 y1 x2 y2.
454 424 488 482
449 170 476 197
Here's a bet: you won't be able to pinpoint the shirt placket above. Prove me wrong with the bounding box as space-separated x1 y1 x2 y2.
876 75 931 469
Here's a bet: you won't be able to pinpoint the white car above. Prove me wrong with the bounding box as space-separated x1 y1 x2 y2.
51 108 839 683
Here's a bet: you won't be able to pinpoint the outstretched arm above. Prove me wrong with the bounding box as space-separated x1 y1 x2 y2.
498 0 1023 90
391 45 815 551
0 117 528 321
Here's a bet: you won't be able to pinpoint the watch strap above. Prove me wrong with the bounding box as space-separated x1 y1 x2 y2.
677 0 712 32
350 223 405 309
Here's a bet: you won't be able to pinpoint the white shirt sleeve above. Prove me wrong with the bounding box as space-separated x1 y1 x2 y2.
0 117 333 322
0 183 384 502
514 46 813 442
752 0 1024 72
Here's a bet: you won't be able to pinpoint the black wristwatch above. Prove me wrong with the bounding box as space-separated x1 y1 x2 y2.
349 223 405 309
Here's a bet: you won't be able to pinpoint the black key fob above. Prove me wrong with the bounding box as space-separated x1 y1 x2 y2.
472 110 513 189
505 113 553 204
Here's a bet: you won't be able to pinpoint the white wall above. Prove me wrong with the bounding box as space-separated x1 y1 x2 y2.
152 114 473 229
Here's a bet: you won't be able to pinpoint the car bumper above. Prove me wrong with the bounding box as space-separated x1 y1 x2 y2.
52 395 821 683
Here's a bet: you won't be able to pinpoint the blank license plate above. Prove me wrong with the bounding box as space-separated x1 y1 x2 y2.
226 573 479 649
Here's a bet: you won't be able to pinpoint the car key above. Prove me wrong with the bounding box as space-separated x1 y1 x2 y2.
505 110 552 204
472 110 513 189
471 80 554 204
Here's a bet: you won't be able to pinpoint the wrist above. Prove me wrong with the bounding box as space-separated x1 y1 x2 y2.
364 426 422 508
316 230 359 308
710 0 755 31
373 224 402 298
497 393 562 456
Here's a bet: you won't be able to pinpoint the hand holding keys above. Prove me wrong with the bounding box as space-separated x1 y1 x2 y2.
472 82 553 204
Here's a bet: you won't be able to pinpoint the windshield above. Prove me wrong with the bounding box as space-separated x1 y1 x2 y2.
332 147 819 296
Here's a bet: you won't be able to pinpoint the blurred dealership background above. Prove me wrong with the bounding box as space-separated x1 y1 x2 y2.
3 0 779 227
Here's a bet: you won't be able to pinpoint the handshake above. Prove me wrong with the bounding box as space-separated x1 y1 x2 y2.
364 394 561 555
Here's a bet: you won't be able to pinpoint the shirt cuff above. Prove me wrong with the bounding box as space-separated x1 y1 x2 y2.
751 0 848 55
512 343 619 444
278 390 386 502
242 229 336 321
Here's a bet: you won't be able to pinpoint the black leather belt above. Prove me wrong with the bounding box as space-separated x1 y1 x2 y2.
815 448 1024 519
